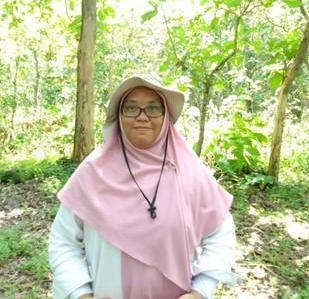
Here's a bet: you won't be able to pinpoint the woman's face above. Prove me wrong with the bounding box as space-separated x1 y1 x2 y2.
120 87 164 149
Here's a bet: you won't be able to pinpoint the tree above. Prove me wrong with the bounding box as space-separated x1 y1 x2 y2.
73 0 96 162
268 5 308 178
146 0 257 156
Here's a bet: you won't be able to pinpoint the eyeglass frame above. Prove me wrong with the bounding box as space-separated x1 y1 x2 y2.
121 104 165 118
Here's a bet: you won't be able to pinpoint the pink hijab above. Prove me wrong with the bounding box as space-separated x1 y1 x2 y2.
57 89 232 293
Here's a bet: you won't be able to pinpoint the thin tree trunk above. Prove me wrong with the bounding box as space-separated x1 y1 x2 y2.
33 49 40 118
11 58 19 133
196 82 211 156
73 0 96 162
64 0 70 19
268 20 309 178
194 14 243 156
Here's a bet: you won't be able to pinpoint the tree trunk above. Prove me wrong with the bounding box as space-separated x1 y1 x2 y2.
194 14 242 156
11 58 19 133
73 0 96 162
268 20 309 178
195 82 211 156
33 49 40 118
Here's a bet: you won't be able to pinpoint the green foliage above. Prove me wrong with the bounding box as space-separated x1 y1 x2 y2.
0 157 77 185
0 227 33 265
97 5 115 22
141 9 158 23
292 286 309 299
267 183 308 217
203 114 268 175
219 0 241 8
158 0 248 92
279 118 309 182
20 250 49 281
281 147 309 182
282 0 302 8
244 173 275 189
269 71 283 89
0 112 75 162
0 226 50 285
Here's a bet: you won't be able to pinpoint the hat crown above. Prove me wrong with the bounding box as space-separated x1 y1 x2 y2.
133 74 164 88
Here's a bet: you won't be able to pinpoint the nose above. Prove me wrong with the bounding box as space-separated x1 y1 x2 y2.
136 110 149 121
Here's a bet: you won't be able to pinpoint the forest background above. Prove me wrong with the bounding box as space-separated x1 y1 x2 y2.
0 0 308 298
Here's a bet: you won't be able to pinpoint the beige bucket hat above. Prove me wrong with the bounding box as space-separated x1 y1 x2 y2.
105 74 185 124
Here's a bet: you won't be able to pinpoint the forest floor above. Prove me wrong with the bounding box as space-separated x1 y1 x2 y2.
0 160 308 298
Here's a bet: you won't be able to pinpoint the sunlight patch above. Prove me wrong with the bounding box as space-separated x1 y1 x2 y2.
257 213 309 240
284 218 309 240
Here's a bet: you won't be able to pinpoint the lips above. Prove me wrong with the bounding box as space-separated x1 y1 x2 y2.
134 127 152 133
134 127 151 130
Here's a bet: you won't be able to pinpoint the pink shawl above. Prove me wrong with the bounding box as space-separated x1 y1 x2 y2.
57 100 233 293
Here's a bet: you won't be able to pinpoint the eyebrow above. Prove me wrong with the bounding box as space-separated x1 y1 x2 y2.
124 100 161 105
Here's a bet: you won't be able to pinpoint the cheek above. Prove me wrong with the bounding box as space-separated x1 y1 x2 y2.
121 116 132 128
153 118 164 134
120 117 133 137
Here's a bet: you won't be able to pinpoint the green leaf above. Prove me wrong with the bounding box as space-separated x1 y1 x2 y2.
159 62 169 72
269 72 283 89
162 75 173 86
284 30 301 59
141 9 158 23
263 0 276 7
177 83 188 92
68 16 81 39
223 0 241 8
247 147 260 157
282 0 302 8
251 40 263 53
213 79 225 92
198 22 208 32
242 151 252 166
172 25 186 42
201 48 210 58
233 114 246 128
250 132 268 143
69 0 75 11
209 53 222 64
210 17 219 29
104 6 115 19
98 6 115 22
223 40 234 51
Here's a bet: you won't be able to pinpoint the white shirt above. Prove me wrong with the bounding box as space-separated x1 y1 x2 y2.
48 205 237 299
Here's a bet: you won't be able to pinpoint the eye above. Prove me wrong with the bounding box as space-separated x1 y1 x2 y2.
124 105 138 112
147 105 161 112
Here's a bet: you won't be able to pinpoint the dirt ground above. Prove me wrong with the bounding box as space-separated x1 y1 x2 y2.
0 180 308 298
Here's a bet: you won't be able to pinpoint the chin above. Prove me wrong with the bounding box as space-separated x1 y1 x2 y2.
132 138 153 149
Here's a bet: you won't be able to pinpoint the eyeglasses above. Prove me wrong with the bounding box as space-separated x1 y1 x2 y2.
122 104 165 118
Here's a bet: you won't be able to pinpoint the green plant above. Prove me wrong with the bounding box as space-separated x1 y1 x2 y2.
292 286 309 299
244 173 275 190
203 114 268 175
0 228 34 265
20 250 49 281
0 157 77 185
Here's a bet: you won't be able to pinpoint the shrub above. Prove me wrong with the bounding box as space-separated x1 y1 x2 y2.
203 113 268 175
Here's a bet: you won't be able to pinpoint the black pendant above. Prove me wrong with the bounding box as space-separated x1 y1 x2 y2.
148 206 157 219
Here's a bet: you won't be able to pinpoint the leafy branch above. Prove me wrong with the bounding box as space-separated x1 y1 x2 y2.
208 1 253 79
161 5 180 65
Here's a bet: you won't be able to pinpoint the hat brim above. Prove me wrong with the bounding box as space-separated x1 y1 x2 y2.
105 76 185 124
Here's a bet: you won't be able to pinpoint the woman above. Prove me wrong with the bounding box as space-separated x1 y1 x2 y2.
48 75 237 299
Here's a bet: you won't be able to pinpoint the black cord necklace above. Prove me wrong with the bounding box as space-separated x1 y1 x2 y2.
118 121 168 219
